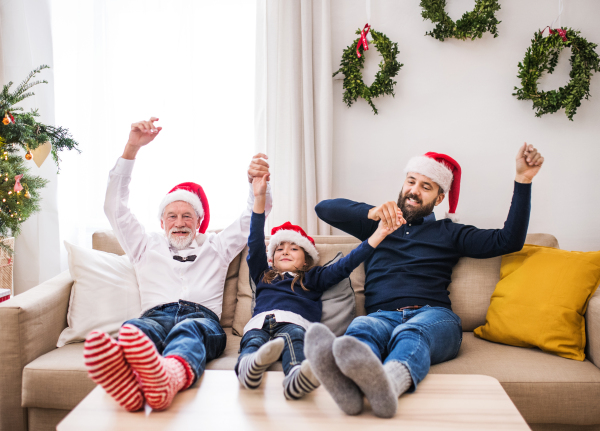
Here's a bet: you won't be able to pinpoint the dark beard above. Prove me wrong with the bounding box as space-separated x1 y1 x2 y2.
397 191 437 223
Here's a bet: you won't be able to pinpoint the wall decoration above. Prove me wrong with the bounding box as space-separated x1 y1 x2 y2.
333 25 403 115
420 0 501 41
513 28 599 121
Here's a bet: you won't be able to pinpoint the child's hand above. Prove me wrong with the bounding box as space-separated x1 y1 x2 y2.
368 209 405 248
375 215 403 236
252 174 268 197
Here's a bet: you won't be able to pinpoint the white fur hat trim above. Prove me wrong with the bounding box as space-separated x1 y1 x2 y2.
404 155 453 193
445 212 460 222
158 189 204 219
267 230 320 265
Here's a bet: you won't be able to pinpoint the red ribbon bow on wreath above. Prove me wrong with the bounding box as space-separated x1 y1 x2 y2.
356 23 371 58
14 174 23 193
549 28 568 42
541 26 568 42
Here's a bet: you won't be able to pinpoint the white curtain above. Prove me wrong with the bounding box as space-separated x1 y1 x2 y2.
0 0 61 294
255 0 334 235
51 0 257 271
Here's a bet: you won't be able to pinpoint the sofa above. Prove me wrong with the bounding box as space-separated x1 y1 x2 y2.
1 230 599 431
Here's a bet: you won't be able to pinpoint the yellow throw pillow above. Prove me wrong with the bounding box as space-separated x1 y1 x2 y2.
474 244 600 361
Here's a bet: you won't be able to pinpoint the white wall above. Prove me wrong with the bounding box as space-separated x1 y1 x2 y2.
330 0 600 251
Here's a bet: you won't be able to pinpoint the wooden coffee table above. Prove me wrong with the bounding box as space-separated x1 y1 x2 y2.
57 371 530 430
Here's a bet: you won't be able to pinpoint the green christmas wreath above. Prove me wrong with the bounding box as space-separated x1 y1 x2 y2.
420 0 501 41
333 28 403 115
513 28 600 121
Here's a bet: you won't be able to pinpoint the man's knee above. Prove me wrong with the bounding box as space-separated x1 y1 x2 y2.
122 318 160 336
345 315 376 334
388 316 461 357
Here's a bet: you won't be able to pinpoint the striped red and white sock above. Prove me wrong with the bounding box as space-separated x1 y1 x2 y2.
84 331 144 412
118 324 193 411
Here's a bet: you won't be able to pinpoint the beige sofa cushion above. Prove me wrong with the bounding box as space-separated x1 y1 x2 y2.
22 343 95 410
92 230 126 256
431 333 600 426
22 328 257 411
232 242 366 336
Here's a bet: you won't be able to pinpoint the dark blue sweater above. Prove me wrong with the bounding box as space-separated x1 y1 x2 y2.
248 212 375 323
314 182 531 314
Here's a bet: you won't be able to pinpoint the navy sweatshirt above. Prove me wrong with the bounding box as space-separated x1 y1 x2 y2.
248 212 375 323
314 182 531 314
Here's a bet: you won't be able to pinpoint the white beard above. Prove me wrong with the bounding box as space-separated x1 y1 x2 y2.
167 227 195 250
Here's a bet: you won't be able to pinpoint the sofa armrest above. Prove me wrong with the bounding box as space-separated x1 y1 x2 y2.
0 270 73 431
586 288 600 368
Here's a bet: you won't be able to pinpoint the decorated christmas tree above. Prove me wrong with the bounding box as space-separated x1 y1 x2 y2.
0 65 79 253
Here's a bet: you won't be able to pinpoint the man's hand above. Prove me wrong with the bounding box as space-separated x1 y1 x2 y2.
122 117 162 160
368 201 406 229
515 143 544 184
248 153 270 183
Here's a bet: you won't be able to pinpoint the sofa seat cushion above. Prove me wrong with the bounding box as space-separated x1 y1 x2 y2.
23 329 276 410
22 343 94 410
430 333 600 425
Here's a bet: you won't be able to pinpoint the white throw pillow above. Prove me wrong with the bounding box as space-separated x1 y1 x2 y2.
57 241 141 347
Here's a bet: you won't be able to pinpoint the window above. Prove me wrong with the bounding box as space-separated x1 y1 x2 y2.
51 0 256 268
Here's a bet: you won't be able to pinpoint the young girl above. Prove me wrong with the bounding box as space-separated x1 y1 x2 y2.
235 174 402 399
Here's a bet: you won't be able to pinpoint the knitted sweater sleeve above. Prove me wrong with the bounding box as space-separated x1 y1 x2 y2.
451 182 531 258
315 199 379 241
246 211 270 286
303 240 374 292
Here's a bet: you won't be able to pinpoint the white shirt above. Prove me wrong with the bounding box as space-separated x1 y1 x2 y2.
243 310 312 334
104 157 272 318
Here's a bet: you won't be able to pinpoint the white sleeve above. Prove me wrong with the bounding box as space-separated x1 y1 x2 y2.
211 182 272 263
104 158 149 264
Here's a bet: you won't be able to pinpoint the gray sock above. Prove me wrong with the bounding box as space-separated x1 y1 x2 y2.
384 361 412 398
333 336 411 418
304 323 364 415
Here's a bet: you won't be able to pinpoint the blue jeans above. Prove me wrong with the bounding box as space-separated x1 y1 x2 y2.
123 300 226 386
345 306 462 391
236 314 306 375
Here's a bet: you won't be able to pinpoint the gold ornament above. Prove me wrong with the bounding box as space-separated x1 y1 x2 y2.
2 117 9 125
25 151 33 161
25 190 31 198
31 142 52 167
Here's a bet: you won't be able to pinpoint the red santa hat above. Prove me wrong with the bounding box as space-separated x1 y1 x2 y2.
404 152 461 222
158 182 210 233
268 222 320 265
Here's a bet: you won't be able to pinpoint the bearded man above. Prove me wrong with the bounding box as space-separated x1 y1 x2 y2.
83 117 272 412
306 144 544 418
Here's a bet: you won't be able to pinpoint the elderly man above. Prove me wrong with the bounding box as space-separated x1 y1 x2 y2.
83 117 272 411
306 144 544 418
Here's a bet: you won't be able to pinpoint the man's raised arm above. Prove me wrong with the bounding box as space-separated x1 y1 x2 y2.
104 118 162 263
453 143 544 258
314 199 379 241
